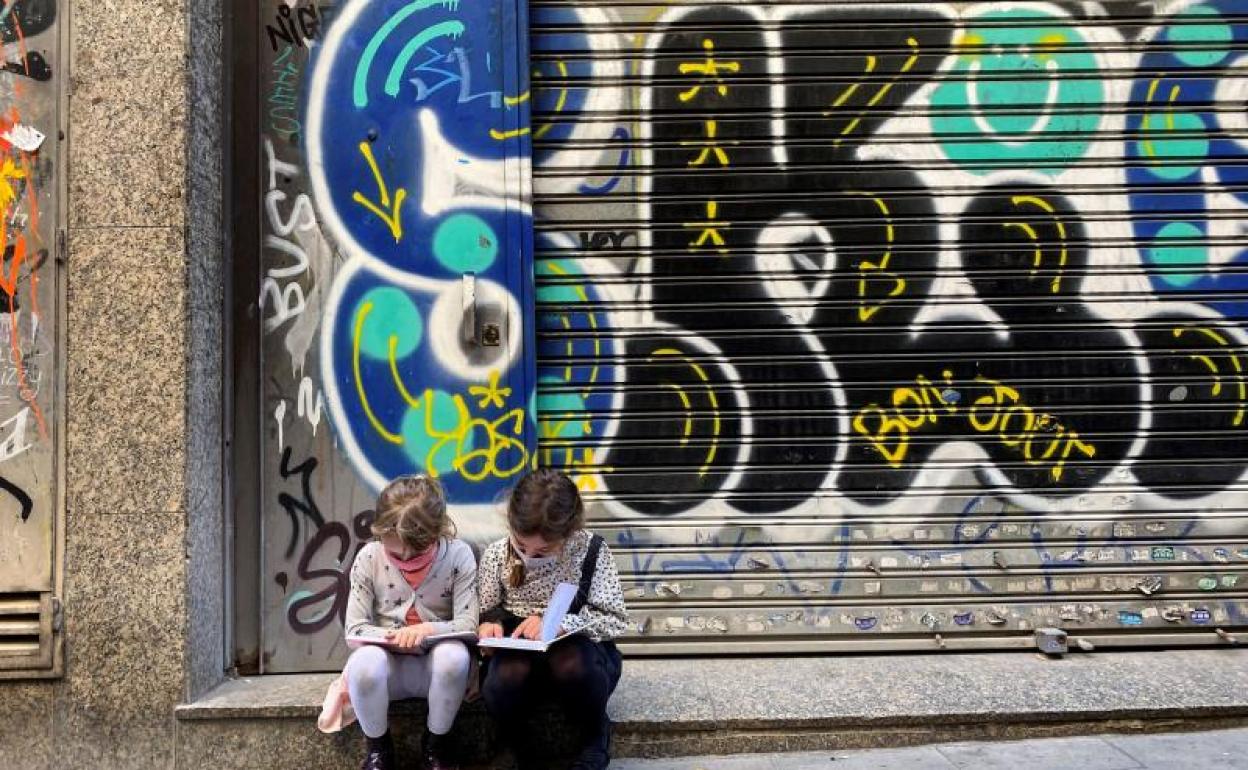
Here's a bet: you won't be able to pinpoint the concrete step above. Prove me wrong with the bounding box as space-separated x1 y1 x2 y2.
174 649 1248 769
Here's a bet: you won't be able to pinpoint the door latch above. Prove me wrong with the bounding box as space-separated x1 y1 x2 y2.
462 272 501 347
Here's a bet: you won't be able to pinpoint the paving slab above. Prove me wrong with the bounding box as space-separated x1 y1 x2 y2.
613 728 1248 770
780 746 956 769
612 753 781 770
1106 727 1248 770
936 736 1142 770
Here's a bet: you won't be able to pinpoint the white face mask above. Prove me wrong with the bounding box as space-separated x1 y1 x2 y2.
512 541 557 571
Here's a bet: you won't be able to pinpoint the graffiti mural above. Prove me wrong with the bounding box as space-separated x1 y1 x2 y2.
0 0 59 616
530 0 1248 646
256 0 1248 669
258 0 536 669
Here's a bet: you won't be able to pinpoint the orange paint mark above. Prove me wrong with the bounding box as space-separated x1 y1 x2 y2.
13 13 29 75
0 232 46 439
27 265 36 318
19 152 37 238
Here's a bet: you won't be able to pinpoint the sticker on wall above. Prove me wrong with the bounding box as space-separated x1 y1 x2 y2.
1151 546 1176 561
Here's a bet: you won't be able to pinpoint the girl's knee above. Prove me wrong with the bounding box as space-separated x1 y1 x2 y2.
548 643 590 683
346 645 391 692
486 655 532 691
430 640 471 679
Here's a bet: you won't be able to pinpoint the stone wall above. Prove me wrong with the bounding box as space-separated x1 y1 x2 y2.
0 0 223 760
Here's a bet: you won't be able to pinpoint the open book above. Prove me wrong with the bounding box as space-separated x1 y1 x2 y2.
478 582 589 652
346 628 478 654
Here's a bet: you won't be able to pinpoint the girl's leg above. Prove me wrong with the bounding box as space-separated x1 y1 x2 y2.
482 650 544 762
547 637 622 769
547 636 617 717
481 650 539 722
345 645 399 769
422 640 472 734
388 643 471 768
345 645 397 738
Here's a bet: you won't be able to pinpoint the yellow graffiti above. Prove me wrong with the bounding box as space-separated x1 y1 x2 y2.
353 301 404 444
421 392 530 482
662 382 694 445
684 200 729 253
1009 194 1067 293
650 347 720 475
489 126 531 140
532 61 569 141
469 369 512 409
852 372 1096 481
503 90 530 106
382 348 531 480
352 142 406 242
678 39 740 102
1174 326 1247 426
0 157 25 212
682 119 734 167
852 192 905 322
825 56 875 116
1141 78 1183 159
539 417 602 492
545 262 601 395
836 37 920 144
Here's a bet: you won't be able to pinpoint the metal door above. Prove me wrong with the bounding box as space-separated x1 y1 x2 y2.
248 0 536 671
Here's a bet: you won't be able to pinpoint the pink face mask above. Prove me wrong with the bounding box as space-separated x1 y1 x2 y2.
385 543 437 572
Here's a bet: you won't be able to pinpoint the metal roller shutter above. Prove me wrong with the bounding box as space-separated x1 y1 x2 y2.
531 0 1248 652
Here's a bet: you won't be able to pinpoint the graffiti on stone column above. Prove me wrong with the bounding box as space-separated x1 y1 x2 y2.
0 0 58 594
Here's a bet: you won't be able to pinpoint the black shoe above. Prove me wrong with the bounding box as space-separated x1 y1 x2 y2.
568 714 611 770
360 731 395 770
422 727 459 770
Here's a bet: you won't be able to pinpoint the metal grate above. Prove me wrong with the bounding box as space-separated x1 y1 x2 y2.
531 1 1248 653
0 593 53 673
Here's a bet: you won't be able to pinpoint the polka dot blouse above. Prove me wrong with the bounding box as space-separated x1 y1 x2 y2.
478 529 630 642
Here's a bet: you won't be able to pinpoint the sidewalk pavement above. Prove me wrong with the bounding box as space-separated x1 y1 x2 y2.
612 726 1248 769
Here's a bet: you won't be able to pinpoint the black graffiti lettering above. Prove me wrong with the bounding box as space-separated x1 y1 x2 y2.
266 2 323 51
607 6 954 512
0 474 32 521
577 230 636 252
286 520 349 634
283 509 374 635
277 445 324 558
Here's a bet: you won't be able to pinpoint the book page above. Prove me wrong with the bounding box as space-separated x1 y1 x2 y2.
477 637 550 652
540 582 579 642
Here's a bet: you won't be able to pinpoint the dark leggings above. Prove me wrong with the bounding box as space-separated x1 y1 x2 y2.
482 635 622 738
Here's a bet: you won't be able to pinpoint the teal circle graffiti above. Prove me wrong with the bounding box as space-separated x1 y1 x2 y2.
1141 110 1208 180
1148 221 1206 287
931 11 1102 175
400 388 471 476
536 259 585 304
537 377 591 440
433 212 499 273
1169 4 1231 67
357 286 423 360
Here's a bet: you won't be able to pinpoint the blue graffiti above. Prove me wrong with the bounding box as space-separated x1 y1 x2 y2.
1127 0 1248 318
306 0 535 503
577 127 632 196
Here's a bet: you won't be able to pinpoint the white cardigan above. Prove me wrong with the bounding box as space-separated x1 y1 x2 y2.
344 538 479 639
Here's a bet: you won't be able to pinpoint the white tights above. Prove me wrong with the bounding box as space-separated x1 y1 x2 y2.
344 641 471 738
